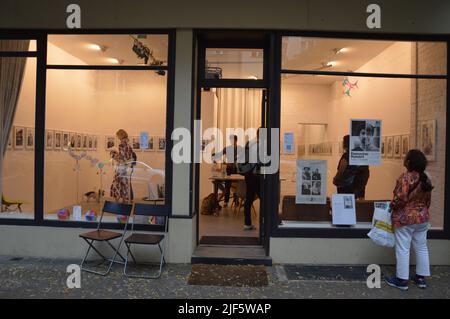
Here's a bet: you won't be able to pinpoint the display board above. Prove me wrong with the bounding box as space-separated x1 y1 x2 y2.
349 119 382 166
296 160 327 204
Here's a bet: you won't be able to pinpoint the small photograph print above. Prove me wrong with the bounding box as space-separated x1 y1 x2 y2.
62 132 70 149
69 132 76 148
401 135 409 158
105 135 116 151
365 120 381 151
131 136 141 150
311 181 321 196
14 126 25 149
45 130 54 150
158 136 166 152
394 135 401 159
26 127 35 150
93 136 98 150
82 135 88 150
381 137 386 158
76 134 82 150
419 120 436 161
350 120 367 151
301 181 312 195
311 168 321 181
302 167 311 180
88 135 93 150
387 136 394 159
344 195 354 209
54 131 62 150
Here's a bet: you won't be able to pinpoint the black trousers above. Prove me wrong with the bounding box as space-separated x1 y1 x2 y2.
244 174 260 226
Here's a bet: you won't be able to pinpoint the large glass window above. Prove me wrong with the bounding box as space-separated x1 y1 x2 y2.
279 38 447 230
44 35 168 224
0 40 36 220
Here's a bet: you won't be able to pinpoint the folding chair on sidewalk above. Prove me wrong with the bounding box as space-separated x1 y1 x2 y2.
79 201 133 276
123 203 169 279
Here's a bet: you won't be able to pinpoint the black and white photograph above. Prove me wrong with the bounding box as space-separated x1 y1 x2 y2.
76 134 82 150
419 119 436 161
344 195 354 209
349 119 382 165
88 135 93 150
394 135 401 159
54 131 62 150
158 136 166 151
93 135 98 150
69 132 76 148
131 136 141 150
45 130 54 150
26 127 34 150
296 160 327 204
14 126 25 149
82 135 88 150
381 137 386 158
401 135 409 158
62 132 70 149
144 136 154 151
105 135 116 151
387 136 394 159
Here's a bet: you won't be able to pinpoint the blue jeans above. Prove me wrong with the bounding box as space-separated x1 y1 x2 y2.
394 222 430 280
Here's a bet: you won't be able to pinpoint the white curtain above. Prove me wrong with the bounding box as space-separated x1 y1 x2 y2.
216 88 262 139
0 40 30 200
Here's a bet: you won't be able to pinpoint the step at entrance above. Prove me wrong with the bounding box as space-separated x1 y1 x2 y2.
191 244 272 266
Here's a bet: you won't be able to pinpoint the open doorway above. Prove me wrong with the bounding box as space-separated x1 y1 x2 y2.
198 87 264 245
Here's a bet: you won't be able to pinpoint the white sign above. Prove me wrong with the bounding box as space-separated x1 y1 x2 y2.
349 119 382 166
331 194 356 225
72 205 82 221
140 132 149 150
296 160 327 204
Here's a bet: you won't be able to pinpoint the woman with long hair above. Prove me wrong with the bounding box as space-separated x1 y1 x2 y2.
110 129 134 202
386 149 434 290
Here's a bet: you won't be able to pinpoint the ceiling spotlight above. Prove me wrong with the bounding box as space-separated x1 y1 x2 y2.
334 48 348 54
107 58 123 64
247 75 258 80
88 44 107 52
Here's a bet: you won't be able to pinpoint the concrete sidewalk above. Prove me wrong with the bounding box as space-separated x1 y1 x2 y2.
0 256 449 299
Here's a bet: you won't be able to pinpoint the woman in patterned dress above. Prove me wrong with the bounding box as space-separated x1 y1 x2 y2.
110 129 134 202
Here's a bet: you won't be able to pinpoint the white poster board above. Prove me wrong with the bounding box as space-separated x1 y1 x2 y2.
331 194 356 225
296 160 327 204
349 119 382 166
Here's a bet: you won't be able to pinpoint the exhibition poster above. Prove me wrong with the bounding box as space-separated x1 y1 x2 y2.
296 160 327 204
349 119 382 166
331 193 356 225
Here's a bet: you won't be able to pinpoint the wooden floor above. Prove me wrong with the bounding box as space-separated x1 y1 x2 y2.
199 202 260 238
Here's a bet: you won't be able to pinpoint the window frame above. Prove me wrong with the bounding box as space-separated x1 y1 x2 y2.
270 31 450 240
0 29 175 231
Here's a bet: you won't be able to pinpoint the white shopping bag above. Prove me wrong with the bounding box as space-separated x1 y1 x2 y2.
367 201 395 247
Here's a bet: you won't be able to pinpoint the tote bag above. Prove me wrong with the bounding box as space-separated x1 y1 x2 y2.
367 202 395 247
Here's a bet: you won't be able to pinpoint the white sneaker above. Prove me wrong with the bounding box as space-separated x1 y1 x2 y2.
243 225 256 230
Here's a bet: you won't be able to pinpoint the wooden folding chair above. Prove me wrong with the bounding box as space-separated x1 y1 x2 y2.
123 203 168 279
79 201 133 276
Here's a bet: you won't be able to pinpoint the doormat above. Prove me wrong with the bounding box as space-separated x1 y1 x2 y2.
188 264 268 287
283 265 368 282
199 236 260 246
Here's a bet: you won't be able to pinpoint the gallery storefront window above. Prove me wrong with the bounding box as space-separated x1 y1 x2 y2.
278 37 447 231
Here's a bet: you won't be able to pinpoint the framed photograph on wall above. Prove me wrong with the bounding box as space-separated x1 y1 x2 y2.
144 136 155 151
105 135 116 151
381 136 386 158
14 126 25 150
419 119 436 161
54 131 62 150
386 136 394 159
62 132 70 149
131 136 141 151
25 127 35 150
76 133 82 150
157 136 166 152
82 134 88 150
45 130 54 150
401 135 410 158
93 135 98 150
393 135 401 159
69 132 76 148
87 135 93 150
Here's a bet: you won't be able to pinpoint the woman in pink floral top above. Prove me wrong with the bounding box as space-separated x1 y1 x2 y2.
386 149 433 291
110 129 134 202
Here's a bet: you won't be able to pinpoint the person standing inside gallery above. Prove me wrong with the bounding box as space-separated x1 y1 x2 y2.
385 149 433 290
110 129 134 202
212 135 243 208
333 135 370 199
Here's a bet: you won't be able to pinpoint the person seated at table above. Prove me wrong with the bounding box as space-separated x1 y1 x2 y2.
212 135 244 207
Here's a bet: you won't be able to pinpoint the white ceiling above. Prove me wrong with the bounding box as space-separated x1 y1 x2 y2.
48 34 168 65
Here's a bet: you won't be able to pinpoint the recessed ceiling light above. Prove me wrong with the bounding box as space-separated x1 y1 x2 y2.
334 48 349 54
248 75 258 80
88 44 107 52
107 58 123 64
